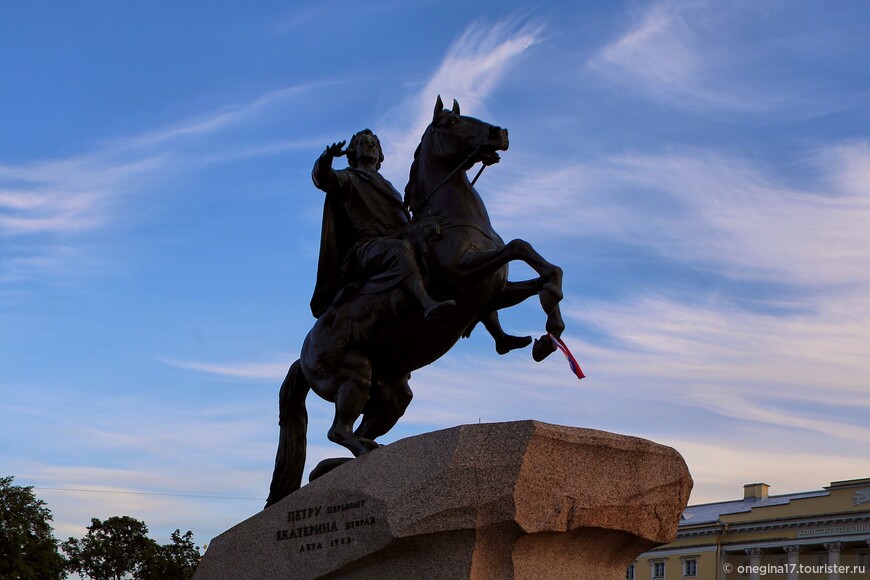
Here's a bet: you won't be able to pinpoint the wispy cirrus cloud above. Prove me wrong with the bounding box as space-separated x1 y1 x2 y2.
814 140 870 197
127 83 321 149
0 83 323 282
378 16 544 183
160 356 291 380
0 243 94 284
585 1 778 111
601 148 870 287
583 291 867 382
688 391 870 444
0 83 319 238
0 154 166 236
488 142 870 291
418 16 544 115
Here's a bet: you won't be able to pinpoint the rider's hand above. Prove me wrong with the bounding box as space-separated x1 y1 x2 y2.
326 141 347 158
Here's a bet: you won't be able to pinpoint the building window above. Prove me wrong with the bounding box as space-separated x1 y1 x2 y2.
683 558 697 577
652 561 666 579
626 563 635 580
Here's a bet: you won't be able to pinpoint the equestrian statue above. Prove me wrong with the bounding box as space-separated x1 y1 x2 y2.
266 97 566 507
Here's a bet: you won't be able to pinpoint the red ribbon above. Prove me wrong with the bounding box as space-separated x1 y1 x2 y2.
547 333 585 380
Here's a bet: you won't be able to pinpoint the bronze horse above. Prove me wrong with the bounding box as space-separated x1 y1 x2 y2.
266 98 565 507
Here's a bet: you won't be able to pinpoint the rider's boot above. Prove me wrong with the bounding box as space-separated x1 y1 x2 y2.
409 278 455 320
423 298 456 320
495 333 533 355
478 311 531 354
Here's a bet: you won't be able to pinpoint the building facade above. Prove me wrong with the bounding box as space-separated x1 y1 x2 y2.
629 478 870 580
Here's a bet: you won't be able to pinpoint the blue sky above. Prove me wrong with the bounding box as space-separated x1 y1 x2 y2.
2 1 869 547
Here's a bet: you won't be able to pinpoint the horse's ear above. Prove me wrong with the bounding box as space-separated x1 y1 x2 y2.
452 99 460 116
434 95 444 119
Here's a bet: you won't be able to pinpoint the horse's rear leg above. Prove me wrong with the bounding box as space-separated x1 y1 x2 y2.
355 375 413 441
326 352 379 457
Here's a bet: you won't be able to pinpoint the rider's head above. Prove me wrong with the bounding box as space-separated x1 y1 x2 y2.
347 129 384 170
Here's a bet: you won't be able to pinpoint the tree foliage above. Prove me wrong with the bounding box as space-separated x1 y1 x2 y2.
0 475 66 580
62 515 200 580
62 516 156 580
1 475 200 580
138 529 201 580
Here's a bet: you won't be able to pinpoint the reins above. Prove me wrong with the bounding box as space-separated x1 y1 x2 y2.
470 164 486 187
420 146 482 208
437 218 501 244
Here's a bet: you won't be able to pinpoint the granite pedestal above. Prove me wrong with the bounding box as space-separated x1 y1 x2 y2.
194 420 692 579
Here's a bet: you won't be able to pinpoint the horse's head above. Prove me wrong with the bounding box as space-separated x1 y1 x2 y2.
427 96 509 170
406 97 509 215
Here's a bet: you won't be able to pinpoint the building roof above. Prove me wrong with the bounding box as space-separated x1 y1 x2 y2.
680 490 829 525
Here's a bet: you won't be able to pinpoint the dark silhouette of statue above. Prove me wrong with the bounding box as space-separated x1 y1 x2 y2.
266 98 565 507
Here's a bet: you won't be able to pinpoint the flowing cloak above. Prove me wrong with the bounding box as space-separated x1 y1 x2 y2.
310 159 414 318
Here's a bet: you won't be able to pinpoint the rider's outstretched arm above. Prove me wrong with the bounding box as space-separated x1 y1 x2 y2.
312 141 346 193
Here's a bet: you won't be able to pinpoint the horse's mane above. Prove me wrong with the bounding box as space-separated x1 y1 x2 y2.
403 130 427 216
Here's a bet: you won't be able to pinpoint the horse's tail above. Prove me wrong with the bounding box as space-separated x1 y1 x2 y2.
265 360 310 508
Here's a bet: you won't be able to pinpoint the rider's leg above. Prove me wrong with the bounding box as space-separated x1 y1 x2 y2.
407 274 455 319
326 351 379 457
394 239 455 319
479 311 532 354
355 375 413 441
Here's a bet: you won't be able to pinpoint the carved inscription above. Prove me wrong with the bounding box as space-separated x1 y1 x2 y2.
275 521 337 541
274 499 379 554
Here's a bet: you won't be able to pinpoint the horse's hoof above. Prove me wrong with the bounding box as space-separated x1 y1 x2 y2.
496 334 532 355
359 438 380 451
532 336 557 361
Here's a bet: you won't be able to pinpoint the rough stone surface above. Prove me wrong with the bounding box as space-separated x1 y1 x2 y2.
194 421 692 580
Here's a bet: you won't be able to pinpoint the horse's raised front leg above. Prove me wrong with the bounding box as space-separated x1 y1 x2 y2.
459 239 565 359
460 239 562 316
488 278 543 310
